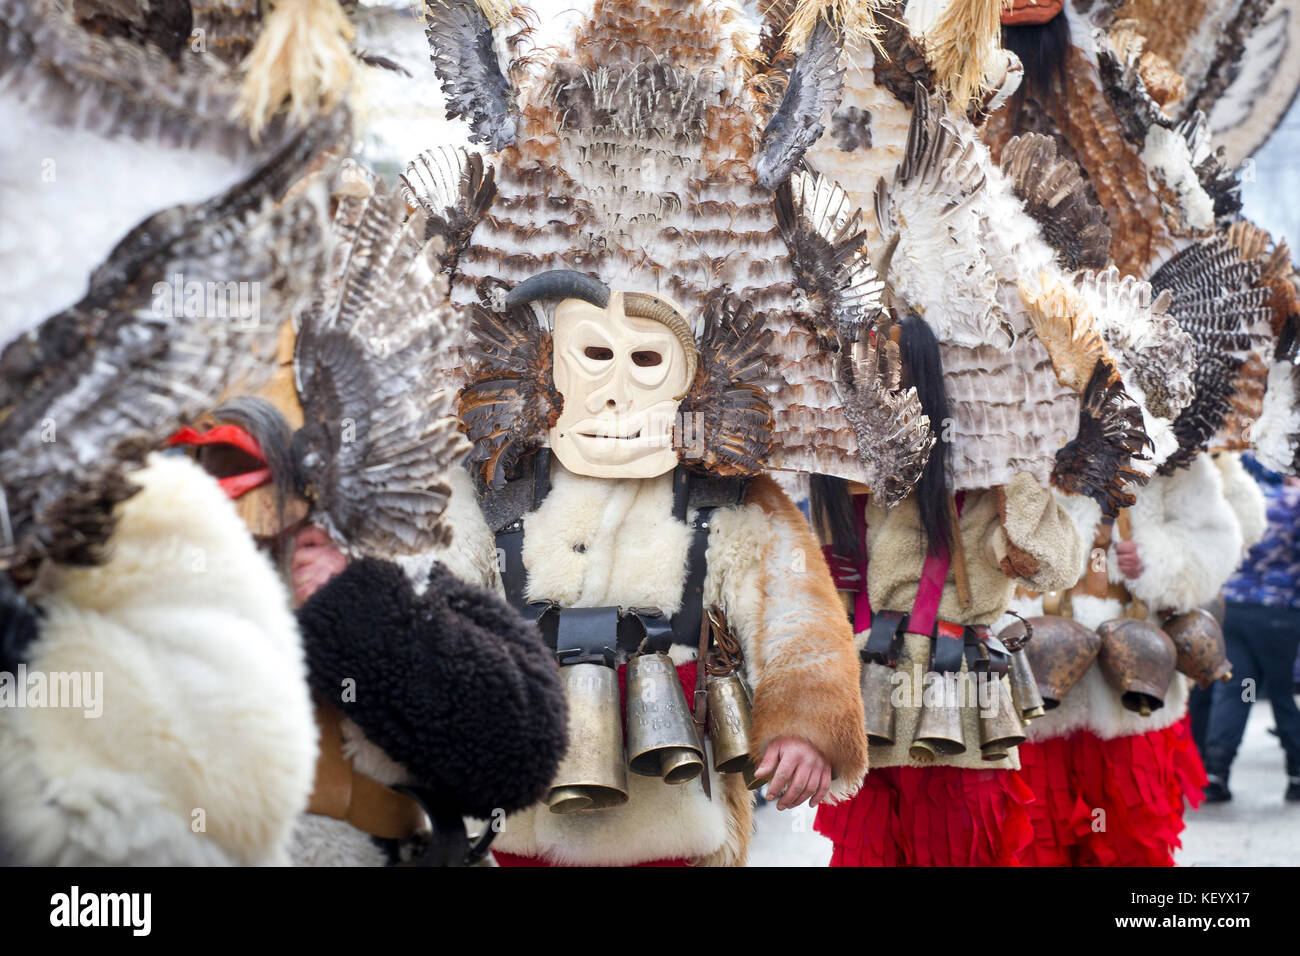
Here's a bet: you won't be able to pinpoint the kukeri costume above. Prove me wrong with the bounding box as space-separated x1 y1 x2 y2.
401 0 930 866
0 1 343 863
984 0 1300 866
169 170 568 867
768 0 1155 866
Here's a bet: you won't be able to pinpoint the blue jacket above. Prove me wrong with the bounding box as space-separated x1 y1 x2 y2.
1225 456 1300 610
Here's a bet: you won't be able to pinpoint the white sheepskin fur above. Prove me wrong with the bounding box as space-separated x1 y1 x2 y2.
1254 361 1300 476
0 453 316 865
1214 452 1268 553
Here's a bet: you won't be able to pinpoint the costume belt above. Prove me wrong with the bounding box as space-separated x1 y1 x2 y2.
306 703 427 840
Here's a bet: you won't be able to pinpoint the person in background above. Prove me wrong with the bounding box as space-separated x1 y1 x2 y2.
1202 455 1300 803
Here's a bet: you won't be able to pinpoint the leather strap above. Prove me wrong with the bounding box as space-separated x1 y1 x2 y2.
306 704 428 841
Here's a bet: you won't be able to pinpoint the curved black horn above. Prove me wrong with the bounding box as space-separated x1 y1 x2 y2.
504 270 611 310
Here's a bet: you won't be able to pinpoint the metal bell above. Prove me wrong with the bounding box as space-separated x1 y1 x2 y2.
1096 618 1177 716
626 653 705 784
978 675 1027 761
546 663 629 813
1163 608 1232 688
1004 616 1101 709
1006 648 1046 721
706 671 755 776
859 659 898 745
910 672 966 759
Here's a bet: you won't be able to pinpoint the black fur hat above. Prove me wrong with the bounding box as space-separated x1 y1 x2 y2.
297 558 566 819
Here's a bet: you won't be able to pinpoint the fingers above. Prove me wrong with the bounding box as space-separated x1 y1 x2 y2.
764 744 795 802
754 741 781 783
777 761 814 811
811 766 832 808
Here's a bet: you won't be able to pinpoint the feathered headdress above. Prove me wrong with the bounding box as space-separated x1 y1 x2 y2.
404 0 932 498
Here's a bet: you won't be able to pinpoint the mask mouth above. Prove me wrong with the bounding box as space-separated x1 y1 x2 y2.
577 427 643 441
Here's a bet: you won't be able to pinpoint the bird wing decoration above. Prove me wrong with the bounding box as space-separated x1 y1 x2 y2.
0 119 340 571
1224 220 1300 474
874 90 1006 348
1150 235 1273 473
677 291 776 477
835 325 934 505
423 0 519 152
1072 265 1196 430
756 20 846 190
399 146 498 275
999 133 1111 272
458 280 564 489
0 0 309 349
1016 274 1153 513
775 170 884 347
293 177 469 557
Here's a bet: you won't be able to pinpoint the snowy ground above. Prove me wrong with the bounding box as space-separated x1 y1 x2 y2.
747 701 1300 866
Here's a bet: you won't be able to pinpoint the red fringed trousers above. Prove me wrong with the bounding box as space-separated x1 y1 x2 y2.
814 765 1035 866
1015 715 1206 866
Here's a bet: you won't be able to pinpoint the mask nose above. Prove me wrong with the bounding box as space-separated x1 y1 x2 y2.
586 357 633 415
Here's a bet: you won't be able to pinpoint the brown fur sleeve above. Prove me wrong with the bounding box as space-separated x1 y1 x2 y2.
733 476 868 800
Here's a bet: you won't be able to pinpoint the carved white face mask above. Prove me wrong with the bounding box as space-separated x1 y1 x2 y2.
550 291 696 479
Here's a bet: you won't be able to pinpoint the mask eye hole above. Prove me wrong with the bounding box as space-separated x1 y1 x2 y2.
584 346 614 361
631 350 662 367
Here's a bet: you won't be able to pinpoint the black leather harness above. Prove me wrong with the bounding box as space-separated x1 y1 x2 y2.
485 452 744 664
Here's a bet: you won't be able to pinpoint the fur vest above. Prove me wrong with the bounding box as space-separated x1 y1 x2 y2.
440 464 868 866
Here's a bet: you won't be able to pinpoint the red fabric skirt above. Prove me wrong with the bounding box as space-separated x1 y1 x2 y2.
814 764 1035 866
491 659 700 869
1016 715 1206 867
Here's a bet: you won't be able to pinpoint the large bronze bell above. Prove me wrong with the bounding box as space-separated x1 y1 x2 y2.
910 672 966 759
706 671 755 776
1003 616 1101 709
546 663 629 813
978 675 1027 761
1006 648 1047 721
1163 608 1232 688
626 652 705 784
859 660 898 745
1096 618 1177 716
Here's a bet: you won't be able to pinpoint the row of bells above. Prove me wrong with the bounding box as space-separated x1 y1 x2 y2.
546 653 757 814
996 606 1231 717
861 652 1045 761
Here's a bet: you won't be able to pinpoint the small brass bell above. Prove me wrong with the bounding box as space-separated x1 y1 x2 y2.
859 659 898 745
978 674 1027 761
706 671 755 776
626 652 705 784
546 663 629 813
1006 648 1046 721
910 672 966 759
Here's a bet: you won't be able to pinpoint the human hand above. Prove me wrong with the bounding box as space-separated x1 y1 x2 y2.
1115 540 1142 580
755 736 832 810
291 525 347 607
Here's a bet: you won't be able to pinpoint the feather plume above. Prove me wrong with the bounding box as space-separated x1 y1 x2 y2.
400 147 498 274
0 119 340 571
1017 274 1113 394
293 179 468 556
458 281 564 489
779 0 885 54
756 20 846 190
677 291 777 477
422 0 519 151
1051 359 1152 516
836 326 934 504
914 0 1013 110
234 0 355 139
776 170 884 346
1000 133 1111 271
